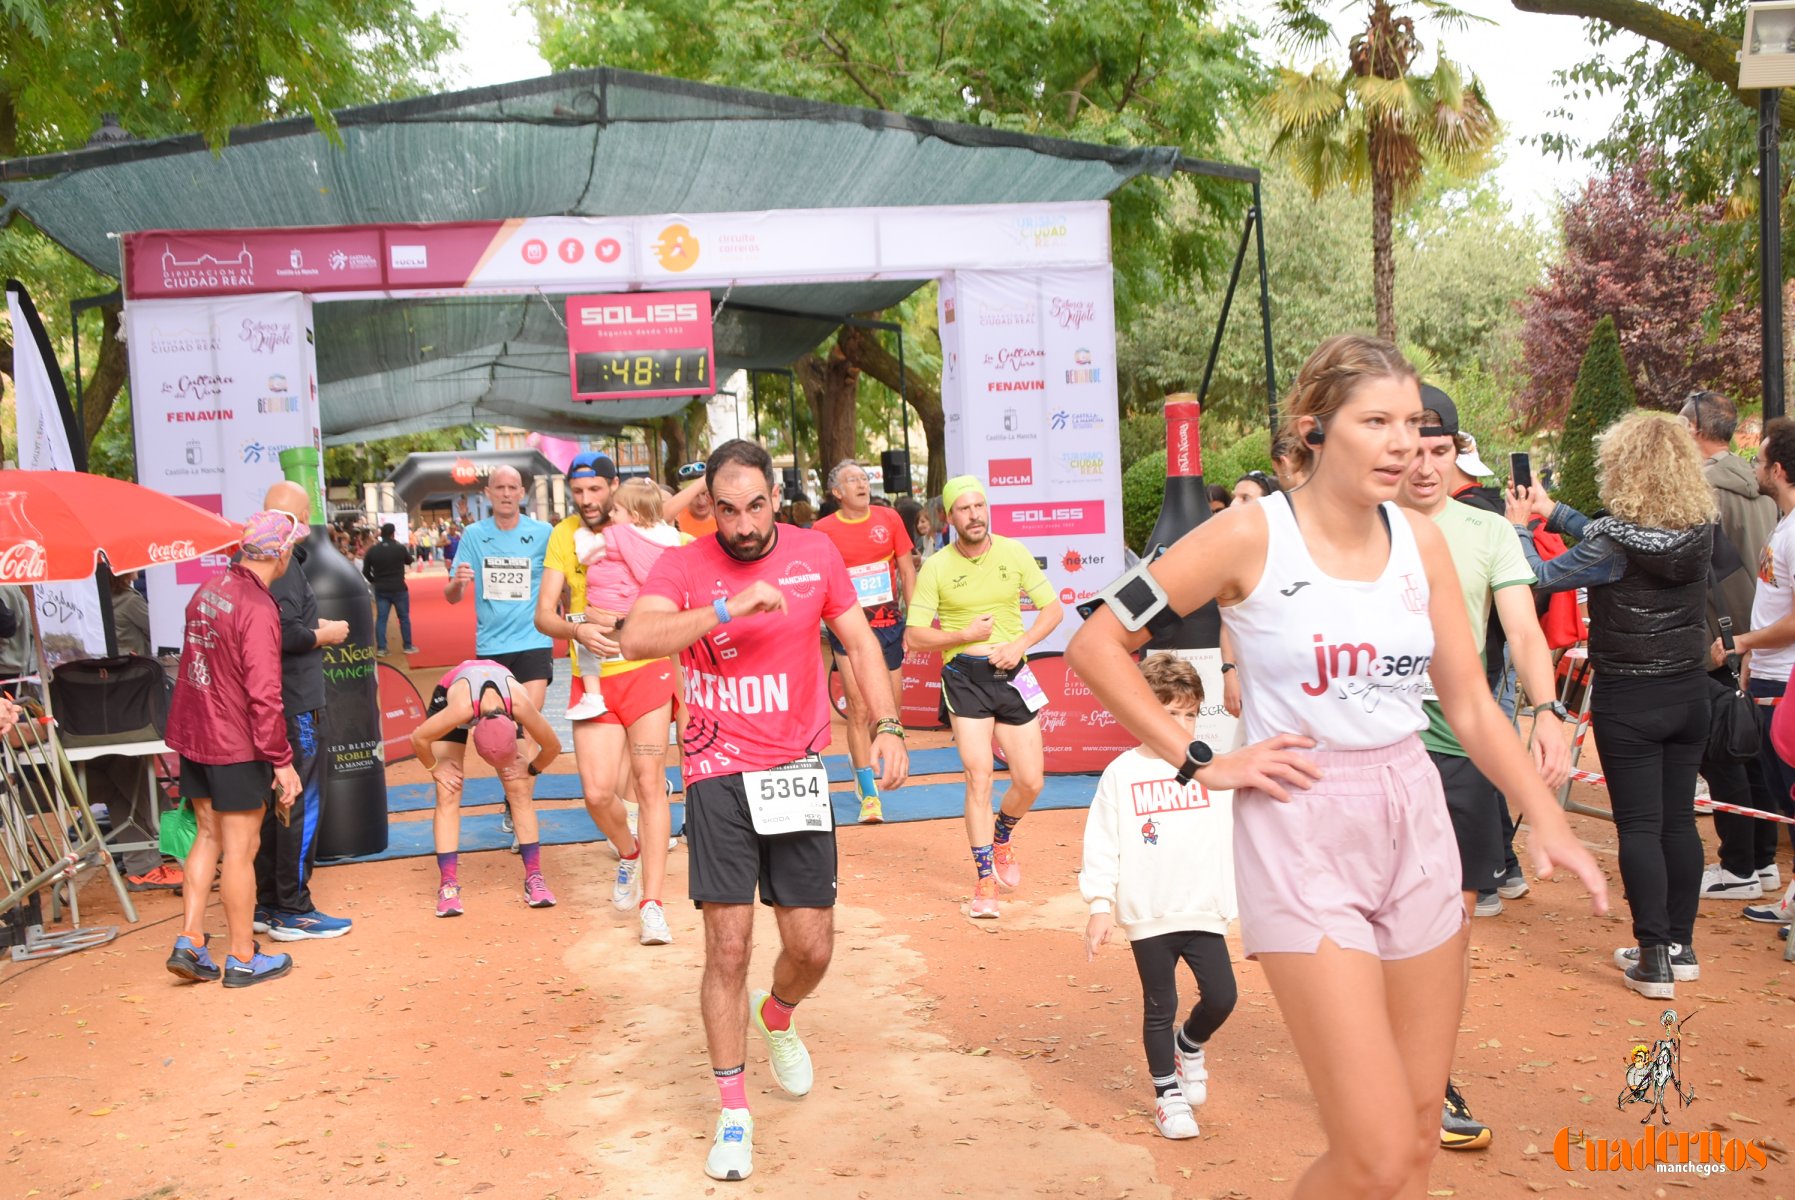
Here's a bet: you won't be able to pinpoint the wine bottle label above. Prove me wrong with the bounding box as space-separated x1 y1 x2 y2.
1165 399 1202 478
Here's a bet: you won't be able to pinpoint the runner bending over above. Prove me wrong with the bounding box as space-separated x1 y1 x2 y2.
410 659 562 917
621 439 908 1183
1067 334 1607 1200
905 475 1062 918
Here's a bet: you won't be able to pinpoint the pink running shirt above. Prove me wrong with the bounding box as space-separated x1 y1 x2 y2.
639 524 856 779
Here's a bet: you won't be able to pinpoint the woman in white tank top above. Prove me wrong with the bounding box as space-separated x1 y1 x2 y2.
1069 335 1607 1200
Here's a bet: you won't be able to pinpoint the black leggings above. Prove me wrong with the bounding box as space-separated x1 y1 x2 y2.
1129 930 1237 1079
1590 686 1709 949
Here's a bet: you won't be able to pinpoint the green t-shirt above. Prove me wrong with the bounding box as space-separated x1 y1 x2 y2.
907 534 1056 664
1422 499 1536 757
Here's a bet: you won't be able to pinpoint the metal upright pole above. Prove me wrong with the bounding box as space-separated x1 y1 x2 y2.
1252 180 1279 432
1763 86 1786 421
897 326 911 463
787 371 801 493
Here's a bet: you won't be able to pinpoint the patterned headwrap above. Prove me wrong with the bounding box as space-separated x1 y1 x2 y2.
240 510 303 559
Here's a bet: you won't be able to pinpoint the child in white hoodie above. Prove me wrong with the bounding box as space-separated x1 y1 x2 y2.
1081 653 1238 1141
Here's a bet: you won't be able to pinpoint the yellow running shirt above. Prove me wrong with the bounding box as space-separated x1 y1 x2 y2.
907 534 1055 664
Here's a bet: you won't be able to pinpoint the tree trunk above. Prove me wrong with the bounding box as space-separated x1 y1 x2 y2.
793 343 859 487
837 324 946 498
83 303 128 448
1513 0 1795 125
658 415 688 483
1369 135 1397 343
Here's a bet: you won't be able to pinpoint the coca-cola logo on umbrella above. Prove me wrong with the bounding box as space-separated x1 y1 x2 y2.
148 539 198 564
0 539 48 584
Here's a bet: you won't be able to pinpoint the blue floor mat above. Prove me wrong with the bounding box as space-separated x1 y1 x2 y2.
333 776 1096 865
383 746 998 814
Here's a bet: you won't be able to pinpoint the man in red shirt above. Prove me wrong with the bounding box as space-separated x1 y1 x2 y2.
164 510 304 988
812 460 915 822
622 439 908 1183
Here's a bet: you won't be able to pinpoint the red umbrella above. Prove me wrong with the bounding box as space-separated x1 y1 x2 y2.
0 470 243 585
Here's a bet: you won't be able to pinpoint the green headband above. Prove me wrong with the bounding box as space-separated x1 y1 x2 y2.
941 475 985 513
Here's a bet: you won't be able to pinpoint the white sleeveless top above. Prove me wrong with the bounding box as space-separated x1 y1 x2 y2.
1219 493 1434 751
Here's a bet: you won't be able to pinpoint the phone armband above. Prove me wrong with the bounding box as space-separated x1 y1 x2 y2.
1076 557 1182 636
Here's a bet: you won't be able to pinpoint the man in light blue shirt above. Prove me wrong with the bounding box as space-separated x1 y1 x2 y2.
446 465 555 710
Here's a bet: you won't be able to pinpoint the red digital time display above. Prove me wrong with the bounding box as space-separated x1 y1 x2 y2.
566 291 715 402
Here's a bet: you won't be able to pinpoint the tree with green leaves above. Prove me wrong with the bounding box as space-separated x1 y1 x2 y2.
1259 0 1500 342
0 0 456 474
529 0 1266 493
1556 316 1637 516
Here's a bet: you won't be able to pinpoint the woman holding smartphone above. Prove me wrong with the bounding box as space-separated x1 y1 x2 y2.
1068 335 1608 1199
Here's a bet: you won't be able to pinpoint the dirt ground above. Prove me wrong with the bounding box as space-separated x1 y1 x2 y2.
4 718 1793 1200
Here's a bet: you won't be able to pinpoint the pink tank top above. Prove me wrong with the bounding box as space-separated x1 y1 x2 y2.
443 659 516 726
1219 493 1434 751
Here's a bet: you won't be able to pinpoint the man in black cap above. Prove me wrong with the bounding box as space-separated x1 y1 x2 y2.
363 522 417 656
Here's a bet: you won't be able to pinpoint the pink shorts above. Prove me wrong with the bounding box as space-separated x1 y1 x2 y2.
1233 736 1466 961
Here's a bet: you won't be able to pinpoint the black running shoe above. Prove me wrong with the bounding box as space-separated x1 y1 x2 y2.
1441 1081 1491 1151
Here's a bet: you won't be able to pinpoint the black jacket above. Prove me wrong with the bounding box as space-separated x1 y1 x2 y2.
1583 518 1712 678
363 537 413 593
269 542 325 714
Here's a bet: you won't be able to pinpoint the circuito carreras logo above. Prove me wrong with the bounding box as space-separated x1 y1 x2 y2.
653 223 701 272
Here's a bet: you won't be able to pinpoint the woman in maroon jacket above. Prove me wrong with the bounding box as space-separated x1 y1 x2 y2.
164 511 304 988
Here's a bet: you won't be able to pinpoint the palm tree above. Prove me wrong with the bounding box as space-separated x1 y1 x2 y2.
1260 1 1500 342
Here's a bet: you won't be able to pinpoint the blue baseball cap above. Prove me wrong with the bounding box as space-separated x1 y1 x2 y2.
567 451 617 481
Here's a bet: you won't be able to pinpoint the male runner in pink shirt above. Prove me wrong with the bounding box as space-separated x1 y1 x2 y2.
622 439 908 1182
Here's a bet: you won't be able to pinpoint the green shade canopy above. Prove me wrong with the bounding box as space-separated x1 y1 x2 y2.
0 68 1251 441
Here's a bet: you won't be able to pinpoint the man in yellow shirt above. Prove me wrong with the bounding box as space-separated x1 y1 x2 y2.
533 451 678 946
906 475 1063 918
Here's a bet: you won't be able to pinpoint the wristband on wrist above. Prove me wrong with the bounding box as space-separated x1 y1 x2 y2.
528 762 542 777
713 597 732 624
872 717 906 740
1220 662 1236 674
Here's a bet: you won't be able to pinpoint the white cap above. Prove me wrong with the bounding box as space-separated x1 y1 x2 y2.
1457 433 1494 479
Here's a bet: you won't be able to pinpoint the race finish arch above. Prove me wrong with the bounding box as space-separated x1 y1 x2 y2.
118 202 1127 655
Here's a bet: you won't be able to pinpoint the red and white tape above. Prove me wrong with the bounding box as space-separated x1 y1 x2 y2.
1567 768 1795 825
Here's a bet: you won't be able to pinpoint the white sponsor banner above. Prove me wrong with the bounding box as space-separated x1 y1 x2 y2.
126 293 322 651
7 284 107 666
458 202 1111 292
940 267 1124 651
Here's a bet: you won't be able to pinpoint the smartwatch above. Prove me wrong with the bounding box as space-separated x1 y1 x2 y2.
1219 662 1236 675
1529 701 1570 721
1174 739 1214 786
567 612 587 625
528 763 542 777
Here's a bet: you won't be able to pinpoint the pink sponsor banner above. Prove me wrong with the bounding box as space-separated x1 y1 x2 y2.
565 291 715 401
124 223 512 299
990 499 1106 538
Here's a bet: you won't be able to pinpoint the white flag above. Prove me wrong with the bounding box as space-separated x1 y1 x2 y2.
7 283 106 665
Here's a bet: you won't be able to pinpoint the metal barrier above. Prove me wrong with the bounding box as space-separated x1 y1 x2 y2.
0 700 136 963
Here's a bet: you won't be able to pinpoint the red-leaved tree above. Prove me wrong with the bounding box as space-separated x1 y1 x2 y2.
1514 161 1760 430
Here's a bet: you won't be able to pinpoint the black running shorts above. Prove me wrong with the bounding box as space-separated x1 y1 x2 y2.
1430 750 1504 894
179 756 275 814
486 646 554 685
940 655 1037 727
685 772 838 908
826 621 906 671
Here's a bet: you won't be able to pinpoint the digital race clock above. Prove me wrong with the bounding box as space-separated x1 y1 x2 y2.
566 291 715 402
574 348 711 395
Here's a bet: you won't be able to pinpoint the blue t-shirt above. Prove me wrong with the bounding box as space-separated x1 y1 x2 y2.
451 516 554 655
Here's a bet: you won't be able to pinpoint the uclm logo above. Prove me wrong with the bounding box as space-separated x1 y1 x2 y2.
988 458 1033 487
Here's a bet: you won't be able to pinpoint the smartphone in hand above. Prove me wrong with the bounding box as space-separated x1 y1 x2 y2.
1510 452 1533 492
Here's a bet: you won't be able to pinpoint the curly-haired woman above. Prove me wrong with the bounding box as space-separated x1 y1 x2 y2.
1507 411 1716 1000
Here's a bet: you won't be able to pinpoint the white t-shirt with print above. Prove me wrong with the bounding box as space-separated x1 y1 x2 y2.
1749 507 1795 681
